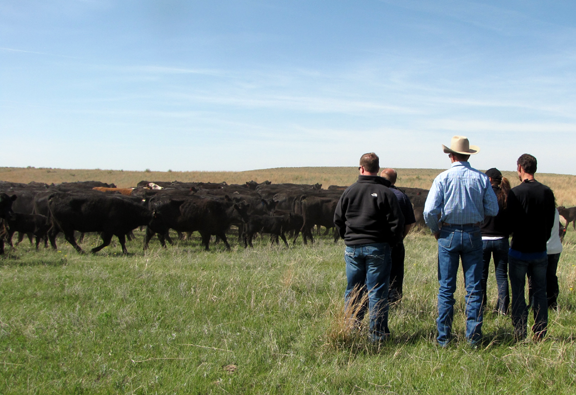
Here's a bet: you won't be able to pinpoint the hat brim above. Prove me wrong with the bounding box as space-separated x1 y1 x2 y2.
442 144 480 155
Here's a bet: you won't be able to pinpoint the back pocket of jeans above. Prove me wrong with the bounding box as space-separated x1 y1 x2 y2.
438 232 453 249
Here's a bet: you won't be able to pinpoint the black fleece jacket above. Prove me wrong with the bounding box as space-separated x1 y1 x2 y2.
333 175 405 246
507 179 555 254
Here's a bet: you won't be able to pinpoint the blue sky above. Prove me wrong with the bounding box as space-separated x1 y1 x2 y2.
1 1 575 174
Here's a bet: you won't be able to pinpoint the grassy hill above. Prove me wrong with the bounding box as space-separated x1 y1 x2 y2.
2 166 576 206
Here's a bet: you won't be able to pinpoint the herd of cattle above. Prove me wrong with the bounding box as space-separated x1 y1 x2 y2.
1 178 574 256
0 178 449 255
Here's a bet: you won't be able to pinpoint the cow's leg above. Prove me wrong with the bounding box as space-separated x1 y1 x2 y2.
160 233 171 248
219 233 231 250
117 234 129 254
333 228 340 243
0 240 4 255
144 227 155 250
280 233 289 248
301 226 314 244
91 232 113 253
237 225 244 242
6 230 15 248
35 235 41 250
164 231 174 245
15 232 33 246
307 227 315 244
200 232 211 250
126 230 135 241
300 226 309 245
48 228 58 250
15 231 25 246
63 230 83 253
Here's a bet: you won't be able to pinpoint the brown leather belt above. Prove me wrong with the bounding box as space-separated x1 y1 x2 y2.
441 222 481 228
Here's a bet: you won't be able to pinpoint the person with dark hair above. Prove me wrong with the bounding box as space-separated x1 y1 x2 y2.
507 153 556 341
423 136 499 347
334 153 405 342
380 168 416 304
359 152 380 174
480 168 511 315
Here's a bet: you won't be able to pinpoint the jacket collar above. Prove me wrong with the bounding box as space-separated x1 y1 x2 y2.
357 175 391 187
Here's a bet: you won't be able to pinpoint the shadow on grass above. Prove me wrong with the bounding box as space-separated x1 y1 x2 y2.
330 325 530 353
0 253 69 267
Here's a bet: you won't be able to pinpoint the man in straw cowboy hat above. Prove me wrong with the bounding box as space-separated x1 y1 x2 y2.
424 136 499 347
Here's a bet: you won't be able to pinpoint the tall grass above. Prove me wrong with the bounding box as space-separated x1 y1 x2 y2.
2 230 576 393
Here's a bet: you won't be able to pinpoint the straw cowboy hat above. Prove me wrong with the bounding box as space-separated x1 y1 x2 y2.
442 136 480 155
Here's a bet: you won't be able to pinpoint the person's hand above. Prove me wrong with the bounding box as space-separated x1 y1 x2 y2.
434 231 440 240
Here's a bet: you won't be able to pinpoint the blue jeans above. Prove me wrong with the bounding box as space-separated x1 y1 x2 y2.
509 255 548 340
437 225 484 346
344 243 392 336
528 253 561 310
481 238 510 314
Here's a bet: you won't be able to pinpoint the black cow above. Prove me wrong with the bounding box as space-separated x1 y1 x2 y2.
0 193 17 254
144 195 235 251
558 206 576 230
271 209 304 245
48 193 163 254
233 203 293 248
51 181 116 191
4 213 50 250
1 187 49 244
296 195 340 244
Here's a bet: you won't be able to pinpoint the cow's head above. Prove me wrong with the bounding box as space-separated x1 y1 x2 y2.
0 193 17 220
233 201 250 222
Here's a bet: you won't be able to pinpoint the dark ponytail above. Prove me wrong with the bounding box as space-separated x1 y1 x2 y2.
497 177 510 209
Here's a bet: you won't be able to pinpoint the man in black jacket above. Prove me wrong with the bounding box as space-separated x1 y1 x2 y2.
507 154 555 341
333 153 404 341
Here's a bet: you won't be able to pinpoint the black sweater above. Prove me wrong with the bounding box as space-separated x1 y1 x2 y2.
507 179 555 254
333 176 405 246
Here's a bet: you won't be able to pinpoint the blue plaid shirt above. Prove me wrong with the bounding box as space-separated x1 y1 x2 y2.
424 161 499 234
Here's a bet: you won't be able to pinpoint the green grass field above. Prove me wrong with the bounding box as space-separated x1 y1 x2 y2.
2 228 576 394
2 166 576 393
